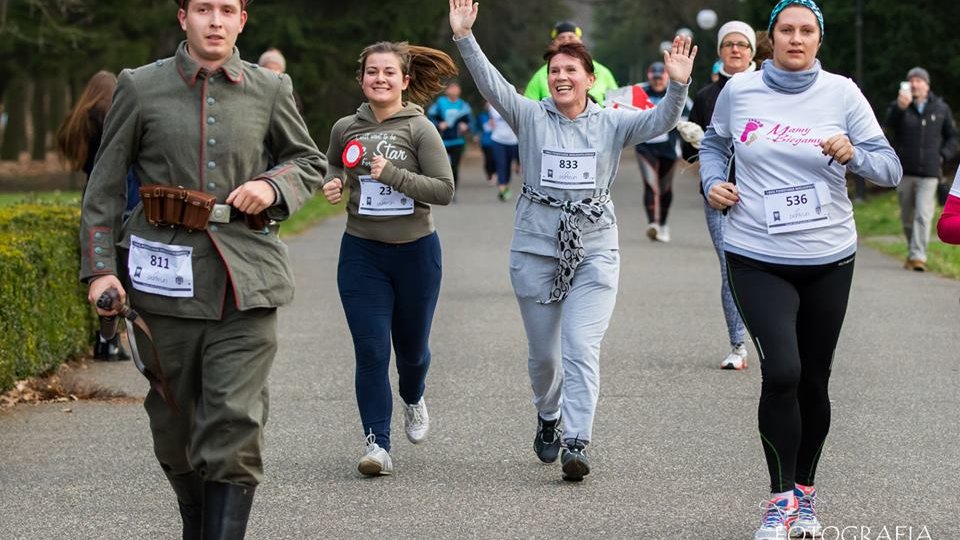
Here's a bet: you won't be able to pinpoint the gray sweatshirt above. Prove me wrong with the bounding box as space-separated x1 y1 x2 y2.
325 102 455 244
455 33 688 257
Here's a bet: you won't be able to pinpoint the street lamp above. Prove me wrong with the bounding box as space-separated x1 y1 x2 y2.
697 9 718 31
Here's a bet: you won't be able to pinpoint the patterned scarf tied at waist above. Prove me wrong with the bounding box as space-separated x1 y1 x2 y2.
521 184 610 304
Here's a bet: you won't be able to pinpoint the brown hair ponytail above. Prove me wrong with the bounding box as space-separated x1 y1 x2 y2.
357 42 458 106
56 70 118 172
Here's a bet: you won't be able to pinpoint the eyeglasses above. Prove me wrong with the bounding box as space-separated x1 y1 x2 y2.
720 41 752 50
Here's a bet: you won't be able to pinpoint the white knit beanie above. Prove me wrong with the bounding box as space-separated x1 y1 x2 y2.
716 21 756 58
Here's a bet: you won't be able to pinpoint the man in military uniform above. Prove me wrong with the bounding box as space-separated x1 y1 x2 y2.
80 1 326 538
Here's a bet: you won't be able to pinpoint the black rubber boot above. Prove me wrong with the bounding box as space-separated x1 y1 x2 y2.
202 481 256 540
92 331 131 361
165 471 203 540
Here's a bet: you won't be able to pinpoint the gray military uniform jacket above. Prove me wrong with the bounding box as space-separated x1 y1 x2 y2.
80 42 326 319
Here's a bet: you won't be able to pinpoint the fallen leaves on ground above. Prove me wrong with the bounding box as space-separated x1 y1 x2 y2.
0 360 138 410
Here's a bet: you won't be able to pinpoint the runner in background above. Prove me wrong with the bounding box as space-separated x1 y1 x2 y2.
634 61 693 243
524 21 618 105
427 81 473 196
680 20 758 371
489 104 519 201
475 102 497 184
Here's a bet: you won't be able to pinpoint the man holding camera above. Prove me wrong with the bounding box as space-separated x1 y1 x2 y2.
885 66 958 272
79 1 325 537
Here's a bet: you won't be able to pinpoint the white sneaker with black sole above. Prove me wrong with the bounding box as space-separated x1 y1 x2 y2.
720 343 748 370
357 433 393 476
404 397 429 444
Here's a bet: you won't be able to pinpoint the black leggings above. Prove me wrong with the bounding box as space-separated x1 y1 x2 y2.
481 144 496 180
636 149 675 225
727 251 855 493
446 144 465 191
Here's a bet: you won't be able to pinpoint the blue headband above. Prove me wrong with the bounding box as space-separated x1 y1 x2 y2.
768 0 824 41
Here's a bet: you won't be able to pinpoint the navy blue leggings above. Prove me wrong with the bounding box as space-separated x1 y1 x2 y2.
337 232 442 451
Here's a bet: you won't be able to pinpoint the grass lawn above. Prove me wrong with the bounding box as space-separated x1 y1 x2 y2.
279 193 344 236
853 190 960 279
0 191 82 206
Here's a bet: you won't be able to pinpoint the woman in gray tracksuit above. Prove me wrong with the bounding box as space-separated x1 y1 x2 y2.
449 0 696 481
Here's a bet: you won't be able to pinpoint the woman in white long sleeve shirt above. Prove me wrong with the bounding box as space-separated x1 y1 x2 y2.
699 1 901 538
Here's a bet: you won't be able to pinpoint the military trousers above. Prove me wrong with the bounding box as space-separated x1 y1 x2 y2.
136 289 277 486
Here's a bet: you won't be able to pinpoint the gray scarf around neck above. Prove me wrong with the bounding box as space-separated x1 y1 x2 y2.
761 59 821 94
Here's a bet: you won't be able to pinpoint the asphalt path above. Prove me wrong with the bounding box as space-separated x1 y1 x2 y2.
2 155 957 539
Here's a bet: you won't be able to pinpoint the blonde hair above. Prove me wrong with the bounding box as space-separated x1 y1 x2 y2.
357 42 458 106
56 70 117 172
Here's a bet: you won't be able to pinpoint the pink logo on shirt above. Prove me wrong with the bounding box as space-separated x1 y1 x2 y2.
765 124 822 147
740 119 763 145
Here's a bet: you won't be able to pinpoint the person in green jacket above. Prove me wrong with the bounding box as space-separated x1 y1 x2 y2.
523 21 619 105
80 0 326 537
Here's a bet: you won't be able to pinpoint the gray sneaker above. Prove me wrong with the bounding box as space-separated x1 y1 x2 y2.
754 495 798 540
560 438 590 482
790 486 822 538
357 433 393 476
404 397 430 444
533 414 562 463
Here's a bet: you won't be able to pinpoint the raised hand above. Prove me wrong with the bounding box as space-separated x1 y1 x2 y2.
449 0 479 38
662 35 698 84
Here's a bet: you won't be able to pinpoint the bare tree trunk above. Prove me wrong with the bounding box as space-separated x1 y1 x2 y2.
48 71 68 141
32 77 49 160
0 80 28 161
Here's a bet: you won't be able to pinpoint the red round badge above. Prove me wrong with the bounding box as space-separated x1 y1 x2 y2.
342 140 365 169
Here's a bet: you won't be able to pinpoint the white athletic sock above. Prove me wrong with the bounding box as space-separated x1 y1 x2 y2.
539 410 560 422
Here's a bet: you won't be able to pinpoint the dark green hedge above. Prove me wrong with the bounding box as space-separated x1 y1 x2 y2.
0 204 95 392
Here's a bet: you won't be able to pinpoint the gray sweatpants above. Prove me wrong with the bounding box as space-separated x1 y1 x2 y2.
509 249 619 444
897 175 939 261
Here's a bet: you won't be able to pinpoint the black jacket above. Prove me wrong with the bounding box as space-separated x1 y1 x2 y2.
885 92 959 178
683 74 732 194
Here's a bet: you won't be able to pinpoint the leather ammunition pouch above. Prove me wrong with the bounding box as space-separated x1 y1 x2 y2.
139 185 267 231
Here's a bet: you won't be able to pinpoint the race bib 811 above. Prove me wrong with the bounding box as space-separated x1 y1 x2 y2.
128 235 194 298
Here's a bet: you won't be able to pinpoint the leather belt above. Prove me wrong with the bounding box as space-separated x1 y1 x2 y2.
139 184 269 231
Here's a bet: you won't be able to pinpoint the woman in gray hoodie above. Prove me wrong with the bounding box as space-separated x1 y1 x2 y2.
449 0 696 481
